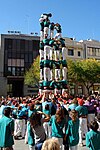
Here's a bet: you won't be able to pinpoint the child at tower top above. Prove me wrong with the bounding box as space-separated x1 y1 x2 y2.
50 22 55 39
39 16 45 41
41 13 52 20
42 13 52 38
54 23 62 39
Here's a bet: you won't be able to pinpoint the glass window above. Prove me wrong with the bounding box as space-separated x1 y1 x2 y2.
16 53 20 59
68 49 74 56
21 68 24 76
25 40 29 51
12 67 15 76
20 39 25 51
96 48 100 56
7 84 12 93
29 53 33 63
16 67 20 76
29 41 32 51
8 67 11 72
5 39 13 49
16 39 20 51
7 67 12 76
92 48 96 56
32 40 39 51
21 53 24 59
25 53 29 62
8 59 11 66
16 59 21 67
12 39 17 51
12 59 16 66
70 85 75 95
78 85 83 95
8 52 12 58
78 51 81 57
87 47 92 56
12 52 17 58
21 59 24 67
98 49 100 56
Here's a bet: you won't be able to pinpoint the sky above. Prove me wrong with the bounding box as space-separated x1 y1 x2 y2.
0 0 100 41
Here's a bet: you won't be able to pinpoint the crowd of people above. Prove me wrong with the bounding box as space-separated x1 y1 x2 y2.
0 92 100 150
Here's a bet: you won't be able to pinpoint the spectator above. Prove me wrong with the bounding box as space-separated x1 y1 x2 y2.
28 111 50 150
65 110 79 150
95 113 100 131
86 120 100 150
75 99 88 146
42 138 60 150
0 101 6 118
49 107 66 150
84 96 96 126
0 107 14 150
68 98 78 111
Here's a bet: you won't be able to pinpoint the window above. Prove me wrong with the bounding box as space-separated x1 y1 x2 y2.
12 67 15 76
20 39 25 50
4 38 39 77
87 47 92 56
70 85 75 95
21 53 24 59
20 59 24 67
8 59 11 66
92 48 96 56
16 67 20 76
32 40 39 51
25 53 29 62
20 68 24 76
87 47 98 56
5 39 13 49
96 48 100 56
68 49 74 56
7 67 12 76
8 52 12 58
29 53 33 63
7 84 12 93
78 85 83 95
78 51 81 57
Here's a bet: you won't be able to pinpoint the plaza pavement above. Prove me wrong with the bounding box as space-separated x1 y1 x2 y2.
14 139 89 150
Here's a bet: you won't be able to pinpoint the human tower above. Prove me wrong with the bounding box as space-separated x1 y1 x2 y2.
39 13 68 95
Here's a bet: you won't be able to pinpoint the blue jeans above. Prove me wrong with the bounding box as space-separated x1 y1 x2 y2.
35 142 43 150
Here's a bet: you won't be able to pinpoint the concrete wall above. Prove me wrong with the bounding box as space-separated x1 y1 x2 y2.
0 77 7 97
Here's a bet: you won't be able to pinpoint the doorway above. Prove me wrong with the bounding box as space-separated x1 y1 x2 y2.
7 78 24 97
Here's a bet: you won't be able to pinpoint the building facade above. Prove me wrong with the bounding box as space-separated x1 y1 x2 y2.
65 37 85 96
81 39 100 95
65 38 100 96
0 34 39 97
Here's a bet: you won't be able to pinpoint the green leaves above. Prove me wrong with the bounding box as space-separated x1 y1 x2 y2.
68 58 100 94
24 55 40 86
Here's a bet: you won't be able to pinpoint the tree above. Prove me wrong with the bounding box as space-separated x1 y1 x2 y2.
68 58 100 95
24 55 40 86
25 56 100 95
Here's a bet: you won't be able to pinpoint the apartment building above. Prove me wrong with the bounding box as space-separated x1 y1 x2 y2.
80 39 100 95
80 39 100 60
65 38 100 95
